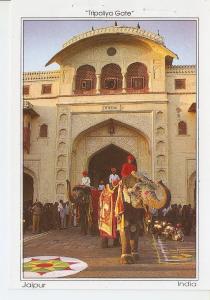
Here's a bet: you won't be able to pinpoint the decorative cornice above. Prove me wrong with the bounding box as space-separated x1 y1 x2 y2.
63 26 165 49
23 70 60 81
46 25 177 66
166 65 196 74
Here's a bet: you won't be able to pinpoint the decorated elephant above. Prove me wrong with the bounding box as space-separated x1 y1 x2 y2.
71 185 100 235
115 173 171 264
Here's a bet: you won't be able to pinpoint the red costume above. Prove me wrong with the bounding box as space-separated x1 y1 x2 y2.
98 185 117 239
90 188 101 226
121 154 136 178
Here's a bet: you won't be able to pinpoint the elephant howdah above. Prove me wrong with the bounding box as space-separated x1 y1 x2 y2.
115 174 171 264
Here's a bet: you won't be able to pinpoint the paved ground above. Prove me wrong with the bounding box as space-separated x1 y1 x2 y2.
23 227 196 278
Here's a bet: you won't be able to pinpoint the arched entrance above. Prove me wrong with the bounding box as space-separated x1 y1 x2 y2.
71 119 151 186
23 167 38 204
23 172 34 229
23 173 34 204
88 144 137 187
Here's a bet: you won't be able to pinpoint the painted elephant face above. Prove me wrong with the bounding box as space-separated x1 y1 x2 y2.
72 187 90 205
130 183 154 208
128 187 144 209
72 189 84 203
123 174 170 210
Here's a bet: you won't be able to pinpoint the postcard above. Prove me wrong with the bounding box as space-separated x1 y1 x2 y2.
3 0 210 292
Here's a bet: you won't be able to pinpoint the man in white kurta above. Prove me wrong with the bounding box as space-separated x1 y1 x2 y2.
81 170 91 186
109 167 120 186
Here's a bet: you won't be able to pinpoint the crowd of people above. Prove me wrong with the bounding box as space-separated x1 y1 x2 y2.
149 203 196 235
23 156 196 237
23 201 196 236
23 162 135 235
23 200 78 234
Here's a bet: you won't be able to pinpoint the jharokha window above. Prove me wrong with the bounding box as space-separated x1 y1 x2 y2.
41 84 52 94
126 62 149 92
178 121 187 135
23 85 30 95
131 77 145 89
39 123 48 138
75 65 96 94
175 79 186 89
104 78 118 89
101 64 122 93
81 79 92 90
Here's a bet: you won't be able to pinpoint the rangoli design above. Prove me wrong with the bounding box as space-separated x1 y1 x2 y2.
23 256 88 278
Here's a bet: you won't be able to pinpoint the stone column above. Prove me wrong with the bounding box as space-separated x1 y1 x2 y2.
148 72 151 90
72 75 76 93
96 74 100 94
122 73 126 93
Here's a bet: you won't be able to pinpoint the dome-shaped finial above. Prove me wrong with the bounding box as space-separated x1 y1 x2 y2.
137 22 140 29
115 21 118 26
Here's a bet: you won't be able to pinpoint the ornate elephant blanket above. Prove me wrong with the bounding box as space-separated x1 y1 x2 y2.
98 185 117 239
90 188 100 224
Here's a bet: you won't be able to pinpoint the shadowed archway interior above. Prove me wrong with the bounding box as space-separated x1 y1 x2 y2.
88 144 137 188
23 173 34 204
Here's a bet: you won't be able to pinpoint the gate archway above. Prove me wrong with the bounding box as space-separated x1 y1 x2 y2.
23 173 34 204
23 167 38 203
88 144 137 187
70 119 151 186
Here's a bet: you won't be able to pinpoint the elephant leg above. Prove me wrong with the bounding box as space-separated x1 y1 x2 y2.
130 224 140 261
113 232 120 247
120 227 135 264
101 237 109 248
80 220 85 235
80 214 88 235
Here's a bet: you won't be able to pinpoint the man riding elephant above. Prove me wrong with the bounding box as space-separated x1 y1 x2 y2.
115 154 171 264
121 154 137 178
66 179 100 235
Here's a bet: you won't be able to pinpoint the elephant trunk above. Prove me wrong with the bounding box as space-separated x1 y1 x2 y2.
144 180 171 209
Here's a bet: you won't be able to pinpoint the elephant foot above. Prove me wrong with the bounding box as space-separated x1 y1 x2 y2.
131 252 140 262
101 239 108 248
120 254 135 264
113 239 121 247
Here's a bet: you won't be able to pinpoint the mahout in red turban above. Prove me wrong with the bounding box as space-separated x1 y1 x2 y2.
127 154 134 161
82 170 88 176
121 154 136 177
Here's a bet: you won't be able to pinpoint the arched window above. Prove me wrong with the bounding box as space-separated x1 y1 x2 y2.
75 65 96 94
178 121 187 135
39 124 48 137
126 62 149 92
101 64 122 94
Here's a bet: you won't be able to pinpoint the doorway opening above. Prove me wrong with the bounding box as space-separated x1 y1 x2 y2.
88 144 137 188
23 172 34 229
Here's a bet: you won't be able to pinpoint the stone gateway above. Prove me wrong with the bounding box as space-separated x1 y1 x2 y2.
23 25 196 208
